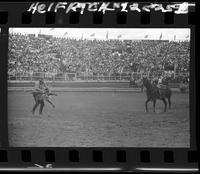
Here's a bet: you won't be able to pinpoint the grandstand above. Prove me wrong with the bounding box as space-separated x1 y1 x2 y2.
9 34 189 76
8 32 190 90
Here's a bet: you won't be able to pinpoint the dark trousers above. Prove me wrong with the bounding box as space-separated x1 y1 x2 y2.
32 93 45 115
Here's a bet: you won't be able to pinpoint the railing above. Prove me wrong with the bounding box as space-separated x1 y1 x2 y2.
8 71 189 83
8 72 131 81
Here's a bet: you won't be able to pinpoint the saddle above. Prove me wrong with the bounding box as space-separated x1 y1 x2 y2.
157 84 168 90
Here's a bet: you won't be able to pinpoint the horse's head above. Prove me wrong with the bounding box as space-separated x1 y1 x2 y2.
142 76 148 87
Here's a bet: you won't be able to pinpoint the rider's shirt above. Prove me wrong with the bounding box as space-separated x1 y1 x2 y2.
35 82 48 92
162 77 169 86
158 77 163 84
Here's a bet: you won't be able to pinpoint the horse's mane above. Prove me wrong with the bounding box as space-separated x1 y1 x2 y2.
143 78 158 93
143 78 151 88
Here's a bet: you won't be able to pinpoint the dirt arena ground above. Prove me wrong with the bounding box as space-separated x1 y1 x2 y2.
8 91 190 147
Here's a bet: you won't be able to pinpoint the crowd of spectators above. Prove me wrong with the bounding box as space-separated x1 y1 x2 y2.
8 33 190 83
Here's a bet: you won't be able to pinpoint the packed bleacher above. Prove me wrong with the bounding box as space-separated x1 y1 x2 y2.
8 33 190 83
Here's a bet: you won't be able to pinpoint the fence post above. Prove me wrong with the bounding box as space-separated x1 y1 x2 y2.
53 74 55 82
65 73 67 81
74 72 77 81
31 73 32 82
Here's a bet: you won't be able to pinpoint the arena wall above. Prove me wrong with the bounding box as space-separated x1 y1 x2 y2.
7 80 186 93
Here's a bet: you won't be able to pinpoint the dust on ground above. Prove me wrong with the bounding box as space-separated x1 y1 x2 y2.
8 91 189 147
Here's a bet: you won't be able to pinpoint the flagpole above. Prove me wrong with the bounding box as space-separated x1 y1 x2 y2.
106 31 108 40
36 29 41 37
159 33 162 40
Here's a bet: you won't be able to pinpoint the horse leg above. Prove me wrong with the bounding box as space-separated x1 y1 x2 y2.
162 98 167 112
145 97 151 112
168 97 171 109
33 94 37 103
39 100 45 115
153 99 156 113
32 102 39 115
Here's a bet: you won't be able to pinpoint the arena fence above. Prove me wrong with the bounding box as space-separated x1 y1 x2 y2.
8 72 131 81
7 72 190 92
8 72 189 84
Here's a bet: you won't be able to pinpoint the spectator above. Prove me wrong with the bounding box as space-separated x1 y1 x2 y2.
8 33 190 83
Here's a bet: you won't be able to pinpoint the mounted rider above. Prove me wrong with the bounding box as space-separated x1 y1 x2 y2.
152 73 169 98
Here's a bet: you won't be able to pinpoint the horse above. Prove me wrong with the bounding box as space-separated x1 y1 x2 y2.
142 77 172 112
135 78 144 92
31 88 57 115
129 73 144 92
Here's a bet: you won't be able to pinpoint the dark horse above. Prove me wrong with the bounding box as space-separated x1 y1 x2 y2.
32 88 57 115
142 77 172 112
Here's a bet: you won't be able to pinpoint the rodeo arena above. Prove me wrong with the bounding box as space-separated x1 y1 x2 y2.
8 28 190 147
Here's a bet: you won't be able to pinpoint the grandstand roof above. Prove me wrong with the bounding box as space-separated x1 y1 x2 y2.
9 28 190 42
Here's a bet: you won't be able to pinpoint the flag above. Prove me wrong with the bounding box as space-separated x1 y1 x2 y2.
174 35 176 41
144 35 148 38
186 35 189 38
64 32 68 36
159 33 162 40
49 28 54 31
117 34 122 39
90 33 95 37
36 29 42 37
106 31 108 40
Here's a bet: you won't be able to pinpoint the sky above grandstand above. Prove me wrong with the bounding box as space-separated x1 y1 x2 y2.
10 28 190 41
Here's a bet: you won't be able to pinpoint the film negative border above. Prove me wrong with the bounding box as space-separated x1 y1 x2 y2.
0 2 196 27
0 148 199 171
0 1 199 172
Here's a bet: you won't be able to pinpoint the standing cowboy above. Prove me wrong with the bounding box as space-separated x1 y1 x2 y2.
33 79 48 101
32 79 48 114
